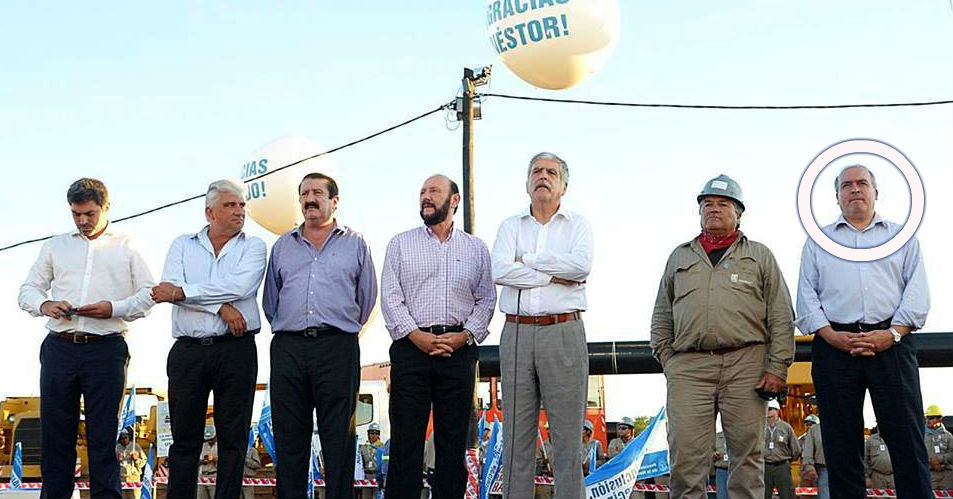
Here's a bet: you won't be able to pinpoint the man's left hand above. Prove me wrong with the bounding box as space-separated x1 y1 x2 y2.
754 372 786 393
431 332 469 355
151 282 184 303
75 301 113 319
857 330 895 353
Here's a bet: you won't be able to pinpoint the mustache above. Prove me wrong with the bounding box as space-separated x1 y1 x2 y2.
421 202 436 209
304 202 320 210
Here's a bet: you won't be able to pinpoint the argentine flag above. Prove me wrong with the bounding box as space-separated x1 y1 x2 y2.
140 446 155 499
479 420 503 499
585 407 669 499
257 384 278 464
10 442 23 489
117 385 136 439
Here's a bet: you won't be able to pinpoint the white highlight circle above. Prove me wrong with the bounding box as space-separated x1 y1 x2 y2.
797 139 925 262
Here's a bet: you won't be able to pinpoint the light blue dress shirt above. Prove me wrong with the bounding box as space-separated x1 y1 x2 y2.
160 227 268 338
795 214 929 334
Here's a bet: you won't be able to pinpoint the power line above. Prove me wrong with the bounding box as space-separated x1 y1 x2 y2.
0 103 452 253
480 92 953 110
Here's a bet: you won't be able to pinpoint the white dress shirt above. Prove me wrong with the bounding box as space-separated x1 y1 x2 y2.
18 227 156 335
160 227 267 338
491 206 594 315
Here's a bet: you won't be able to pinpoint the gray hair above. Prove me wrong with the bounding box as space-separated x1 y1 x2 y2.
205 179 245 208
834 164 878 194
527 152 570 188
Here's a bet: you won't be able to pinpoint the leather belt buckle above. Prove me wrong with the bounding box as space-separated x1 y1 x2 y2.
200 337 214 346
72 334 88 345
430 325 448 334
304 327 320 338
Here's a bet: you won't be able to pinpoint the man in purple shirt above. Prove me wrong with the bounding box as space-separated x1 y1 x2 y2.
262 172 378 499
381 174 496 499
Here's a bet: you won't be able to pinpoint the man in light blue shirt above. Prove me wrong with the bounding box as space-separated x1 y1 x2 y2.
151 179 267 499
796 164 932 498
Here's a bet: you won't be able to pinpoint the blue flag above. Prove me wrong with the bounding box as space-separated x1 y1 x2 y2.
140 446 155 499
11 442 23 489
257 385 278 465
247 427 257 452
588 442 598 474
307 444 316 499
585 407 669 498
118 385 136 439
477 413 487 444
312 436 323 480
480 420 503 499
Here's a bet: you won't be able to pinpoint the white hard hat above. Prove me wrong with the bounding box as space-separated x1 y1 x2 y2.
767 400 781 411
583 420 594 432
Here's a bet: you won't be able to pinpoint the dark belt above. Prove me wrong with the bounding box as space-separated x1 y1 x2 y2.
51 331 123 344
829 319 892 333
276 326 344 338
683 342 762 356
419 325 464 334
766 460 790 466
505 311 580 326
177 329 258 346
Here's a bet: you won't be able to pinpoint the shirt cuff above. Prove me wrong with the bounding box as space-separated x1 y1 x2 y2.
463 324 489 343
522 252 539 268
33 298 50 317
391 322 416 340
794 312 829 335
110 300 126 319
181 283 200 303
765 361 788 382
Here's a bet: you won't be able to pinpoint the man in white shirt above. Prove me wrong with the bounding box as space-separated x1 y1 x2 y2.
151 179 267 499
491 152 594 499
18 178 155 499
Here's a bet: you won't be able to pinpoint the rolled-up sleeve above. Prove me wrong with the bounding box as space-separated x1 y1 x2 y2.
464 241 497 342
892 238 929 329
180 238 267 306
795 240 830 335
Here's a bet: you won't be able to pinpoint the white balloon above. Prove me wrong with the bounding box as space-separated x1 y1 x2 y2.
486 0 620 90
240 136 335 235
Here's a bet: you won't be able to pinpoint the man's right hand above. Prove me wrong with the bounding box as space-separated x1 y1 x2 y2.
408 329 453 356
40 300 72 320
219 303 247 336
820 327 875 356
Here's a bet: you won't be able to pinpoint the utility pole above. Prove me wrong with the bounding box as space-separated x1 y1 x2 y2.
458 65 491 458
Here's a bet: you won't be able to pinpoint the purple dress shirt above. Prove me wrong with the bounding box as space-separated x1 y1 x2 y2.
381 225 496 342
262 223 377 334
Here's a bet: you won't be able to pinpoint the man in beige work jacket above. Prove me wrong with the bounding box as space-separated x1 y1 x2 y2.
651 174 795 499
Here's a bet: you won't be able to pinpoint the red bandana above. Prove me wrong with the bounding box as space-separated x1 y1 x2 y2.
698 230 740 254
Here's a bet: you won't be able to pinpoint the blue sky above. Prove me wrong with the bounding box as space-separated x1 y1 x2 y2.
2 1 951 422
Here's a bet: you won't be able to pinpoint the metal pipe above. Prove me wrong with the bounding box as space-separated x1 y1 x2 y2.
477 332 953 377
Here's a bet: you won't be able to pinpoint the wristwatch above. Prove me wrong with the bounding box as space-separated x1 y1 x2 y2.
889 327 902 344
465 330 476 346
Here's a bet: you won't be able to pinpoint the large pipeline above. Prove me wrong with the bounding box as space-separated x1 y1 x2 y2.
476 332 953 378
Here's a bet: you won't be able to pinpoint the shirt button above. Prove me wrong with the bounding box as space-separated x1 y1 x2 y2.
309 311 313 314
310 291 314 295
314 257 318 261
311 274 315 278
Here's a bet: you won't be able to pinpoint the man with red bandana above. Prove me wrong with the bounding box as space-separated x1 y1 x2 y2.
651 174 795 499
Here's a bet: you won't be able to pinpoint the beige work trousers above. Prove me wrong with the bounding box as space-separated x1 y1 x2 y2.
932 468 953 490
665 343 767 499
867 471 895 489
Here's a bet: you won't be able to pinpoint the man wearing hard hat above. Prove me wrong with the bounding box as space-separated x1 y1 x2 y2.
359 423 385 499
796 164 932 498
607 417 635 460
925 405 953 489
198 425 218 499
763 400 800 499
800 414 828 499
652 174 795 499
580 419 604 476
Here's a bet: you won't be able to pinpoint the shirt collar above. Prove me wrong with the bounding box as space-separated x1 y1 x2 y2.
424 222 456 241
520 204 572 221
290 220 346 239
833 213 887 233
192 225 246 254
70 222 113 241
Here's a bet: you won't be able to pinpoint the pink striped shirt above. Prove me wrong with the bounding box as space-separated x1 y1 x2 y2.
381 225 496 342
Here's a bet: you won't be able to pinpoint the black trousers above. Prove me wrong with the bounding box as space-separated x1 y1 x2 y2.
271 330 360 499
39 333 128 499
812 334 932 498
385 338 477 499
166 334 257 499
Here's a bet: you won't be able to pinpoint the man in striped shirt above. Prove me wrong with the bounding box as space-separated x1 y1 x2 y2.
381 174 496 499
